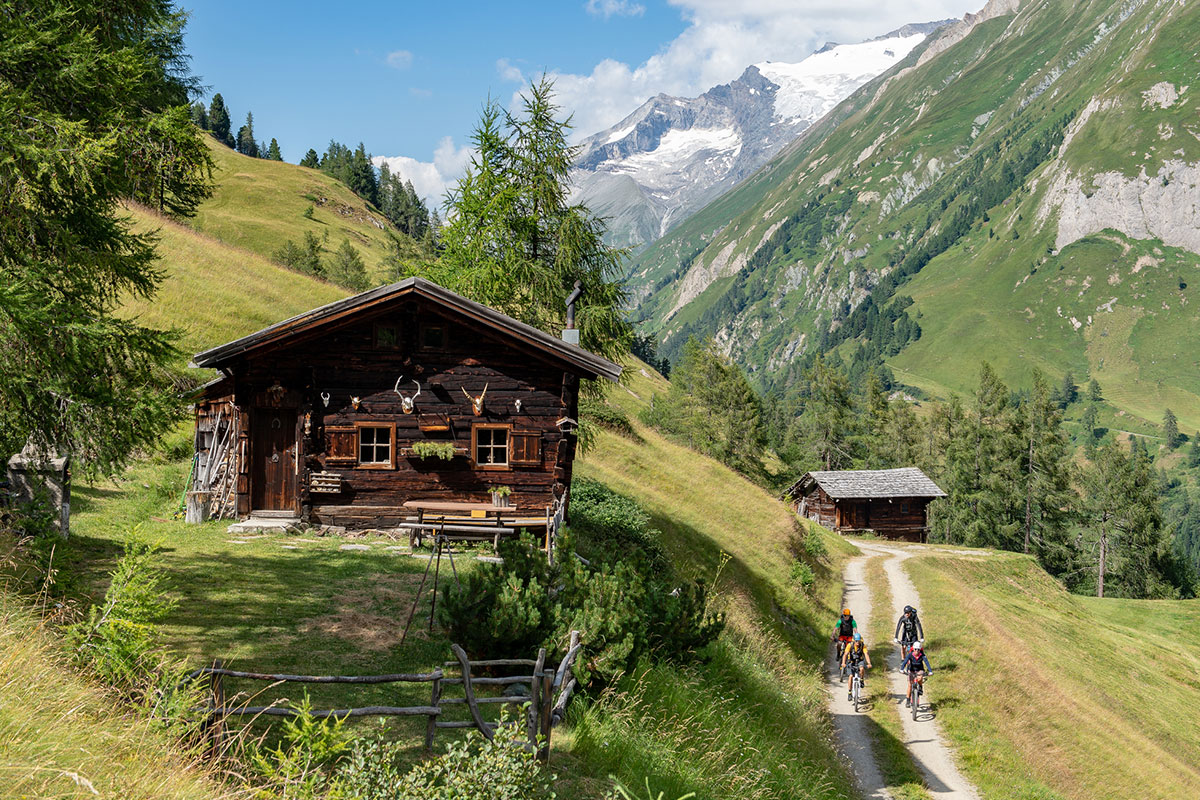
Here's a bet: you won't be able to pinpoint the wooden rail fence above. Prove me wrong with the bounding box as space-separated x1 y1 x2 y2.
189 632 582 761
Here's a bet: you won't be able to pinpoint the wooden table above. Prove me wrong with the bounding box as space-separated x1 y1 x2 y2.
401 500 513 548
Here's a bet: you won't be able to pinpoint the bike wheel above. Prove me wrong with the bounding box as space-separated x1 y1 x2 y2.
853 677 861 712
911 685 920 720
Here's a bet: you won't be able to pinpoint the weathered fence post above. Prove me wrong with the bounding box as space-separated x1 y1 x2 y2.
537 667 554 761
528 647 546 747
208 658 225 758
425 668 443 750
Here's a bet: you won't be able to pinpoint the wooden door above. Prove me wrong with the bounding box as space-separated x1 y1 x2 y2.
251 409 297 511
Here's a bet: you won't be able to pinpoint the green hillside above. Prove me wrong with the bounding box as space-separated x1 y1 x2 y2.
190 136 428 281
631 0 1200 431
890 546 1200 800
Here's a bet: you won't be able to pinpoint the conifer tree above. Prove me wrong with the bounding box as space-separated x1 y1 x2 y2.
328 239 369 291
1019 370 1076 568
300 148 320 168
266 138 283 161
428 77 630 370
189 101 208 129
800 356 854 470
236 111 258 157
1083 441 1167 597
1164 408 1181 449
208 93 232 146
1088 378 1102 402
1 0 213 471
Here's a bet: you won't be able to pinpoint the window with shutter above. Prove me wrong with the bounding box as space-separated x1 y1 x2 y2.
510 431 542 466
325 427 357 465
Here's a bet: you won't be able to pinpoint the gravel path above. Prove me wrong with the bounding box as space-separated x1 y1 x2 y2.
826 552 891 799
856 541 981 800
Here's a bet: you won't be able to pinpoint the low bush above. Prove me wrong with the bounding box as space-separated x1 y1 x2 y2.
570 477 667 572
790 560 815 592
246 695 351 800
803 525 827 559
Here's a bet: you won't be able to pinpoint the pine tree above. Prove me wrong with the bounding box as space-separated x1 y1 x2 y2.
266 138 283 161
208 93 233 146
1164 408 1181 449
1059 370 1078 407
236 111 258 157
1019 371 1076 569
299 148 320 168
1 0 213 471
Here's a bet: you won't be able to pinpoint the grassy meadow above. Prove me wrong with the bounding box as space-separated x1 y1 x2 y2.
896 546 1200 800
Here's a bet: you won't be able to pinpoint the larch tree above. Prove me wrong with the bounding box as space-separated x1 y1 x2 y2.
1019 370 1076 570
0 0 213 472
421 77 631 374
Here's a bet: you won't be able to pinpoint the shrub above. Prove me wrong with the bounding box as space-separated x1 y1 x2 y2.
384 707 554 800
247 695 351 800
790 560 815 592
580 396 637 438
569 477 667 573
67 533 176 689
803 526 827 559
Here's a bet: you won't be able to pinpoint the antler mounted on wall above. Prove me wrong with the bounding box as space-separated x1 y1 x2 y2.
462 383 487 416
393 375 422 414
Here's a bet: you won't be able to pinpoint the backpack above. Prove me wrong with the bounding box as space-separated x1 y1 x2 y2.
839 616 855 636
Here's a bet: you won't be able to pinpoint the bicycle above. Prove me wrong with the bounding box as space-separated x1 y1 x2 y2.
848 665 865 712
834 637 852 681
908 670 926 720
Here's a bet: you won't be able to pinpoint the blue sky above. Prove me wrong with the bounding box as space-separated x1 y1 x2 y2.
184 0 977 204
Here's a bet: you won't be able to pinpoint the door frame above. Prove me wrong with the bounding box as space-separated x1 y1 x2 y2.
250 407 299 513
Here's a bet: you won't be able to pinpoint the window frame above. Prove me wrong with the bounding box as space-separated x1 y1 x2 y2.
471 423 512 471
373 322 401 350
354 422 396 469
419 322 448 351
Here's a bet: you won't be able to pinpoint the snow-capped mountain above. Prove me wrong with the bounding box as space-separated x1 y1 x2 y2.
570 22 952 252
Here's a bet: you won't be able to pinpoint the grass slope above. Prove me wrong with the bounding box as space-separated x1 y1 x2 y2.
0 599 232 800
192 137 427 279
898 546 1200 800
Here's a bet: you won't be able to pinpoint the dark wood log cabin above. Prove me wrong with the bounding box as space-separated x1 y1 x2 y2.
783 468 946 542
189 277 622 537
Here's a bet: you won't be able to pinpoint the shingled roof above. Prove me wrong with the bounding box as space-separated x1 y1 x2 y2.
190 277 622 382
786 468 946 500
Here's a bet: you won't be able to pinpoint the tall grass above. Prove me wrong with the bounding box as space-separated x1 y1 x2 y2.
0 598 238 800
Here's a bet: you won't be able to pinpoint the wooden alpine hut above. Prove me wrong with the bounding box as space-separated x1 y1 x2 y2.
188 277 622 547
784 468 946 542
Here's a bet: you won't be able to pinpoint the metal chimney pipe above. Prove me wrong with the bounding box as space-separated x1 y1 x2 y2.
563 281 583 344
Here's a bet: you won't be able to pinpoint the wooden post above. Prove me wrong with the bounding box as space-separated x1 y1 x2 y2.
185 491 211 524
529 647 546 747
537 668 554 761
208 658 225 758
425 669 442 750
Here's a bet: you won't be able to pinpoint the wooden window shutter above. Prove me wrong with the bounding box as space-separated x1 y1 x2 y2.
510 431 542 466
325 427 358 465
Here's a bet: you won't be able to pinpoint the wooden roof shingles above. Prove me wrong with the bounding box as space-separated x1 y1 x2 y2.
189 277 623 383
787 467 946 500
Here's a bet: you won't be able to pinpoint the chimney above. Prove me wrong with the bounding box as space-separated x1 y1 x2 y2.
562 280 582 345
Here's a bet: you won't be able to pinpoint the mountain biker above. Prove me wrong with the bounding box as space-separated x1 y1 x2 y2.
832 608 857 660
899 641 933 708
841 632 872 700
894 604 925 657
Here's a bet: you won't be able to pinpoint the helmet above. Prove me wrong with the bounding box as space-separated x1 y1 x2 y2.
911 643 924 655
842 608 852 616
904 605 915 615
853 632 862 642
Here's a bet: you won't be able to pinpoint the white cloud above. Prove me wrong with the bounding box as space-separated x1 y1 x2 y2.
385 49 413 69
373 136 474 209
409 87 433 98
530 0 978 139
496 58 525 84
585 0 645 18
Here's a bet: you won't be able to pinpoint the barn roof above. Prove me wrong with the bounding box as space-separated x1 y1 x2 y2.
785 468 946 500
190 277 623 382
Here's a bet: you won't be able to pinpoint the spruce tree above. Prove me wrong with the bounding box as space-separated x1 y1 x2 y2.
1088 378 1102 402
266 138 283 161
236 111 258 157
1 0 213 471
300 148 320 168
800 356 854 470
1164 408 1181 449
1019 371 1076 569
189 101 208 129
208 93 232 146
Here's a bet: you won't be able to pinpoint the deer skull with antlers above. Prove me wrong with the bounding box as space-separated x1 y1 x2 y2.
393 375 421 414
462 383 487 416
